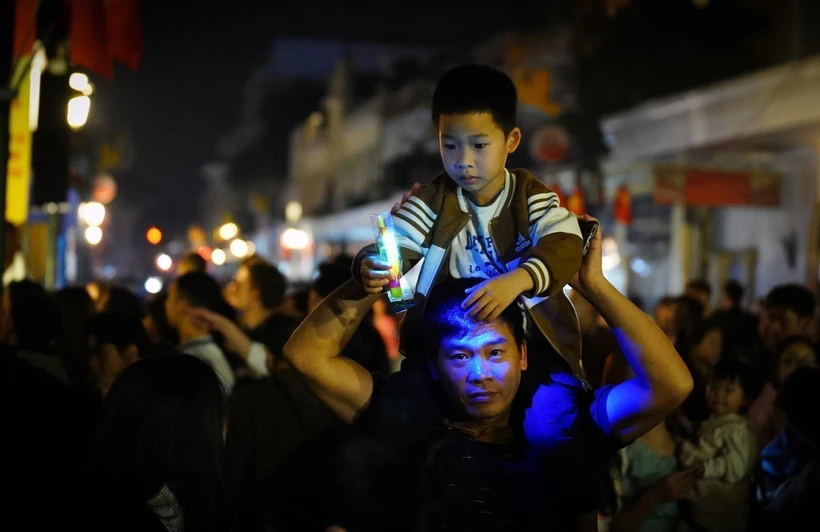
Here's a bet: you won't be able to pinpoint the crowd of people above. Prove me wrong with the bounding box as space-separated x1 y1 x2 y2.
2 63 819 532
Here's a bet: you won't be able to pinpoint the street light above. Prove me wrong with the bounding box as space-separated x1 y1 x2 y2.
78 202 106 226
85 226 103 245
218 223 238 240
229 239 249 258
69 73 89 92
156 253 173 272
146 227 163 245
280 228 309 250
67 95 90 129
211 249 227 266
144 277 163 295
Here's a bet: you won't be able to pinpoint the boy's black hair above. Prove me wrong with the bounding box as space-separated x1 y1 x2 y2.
765 284 815 318
421 277 526 358
432 64 518 136
712 359 765 402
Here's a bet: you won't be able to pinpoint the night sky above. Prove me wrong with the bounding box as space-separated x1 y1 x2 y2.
95 0 527 258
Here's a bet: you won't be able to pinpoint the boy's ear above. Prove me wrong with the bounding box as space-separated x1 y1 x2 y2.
507 127 522 154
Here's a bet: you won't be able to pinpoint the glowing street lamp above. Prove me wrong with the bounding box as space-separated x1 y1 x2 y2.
156 253 173 272
146 227 163 245
67 95 90 129
78 202 106 226
280 228 309 250
218 222 238 241
229 239 249 258
211 249 227 266
144 277 163 295
85 226 103 245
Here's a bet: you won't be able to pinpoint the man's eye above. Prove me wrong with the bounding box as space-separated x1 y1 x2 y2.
490 349 502 358
474 143 489 149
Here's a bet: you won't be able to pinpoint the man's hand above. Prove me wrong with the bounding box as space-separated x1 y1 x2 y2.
360 255 392 295
568 214 606 299
189 307 252 357
462 269 534 322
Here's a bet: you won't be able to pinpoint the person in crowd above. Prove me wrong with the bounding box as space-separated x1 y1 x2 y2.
673 295 705 356
712 279 759 361
678 319 724 434
654 296 680 344
685 279 712 317
53 286 98 385
754 366 820 531
165 272 236 394
233 261 286 331
225 254 268 310
756 284 815 374
198 314 342 532
176 250 207 277
610 418 697 532
143 291 179 348
101 285 144 319
283 217 693 529
65 354 233 532
748 335 817 449
87 312 151 397
679 359 764 532
266 427 429 532
3 220 27 286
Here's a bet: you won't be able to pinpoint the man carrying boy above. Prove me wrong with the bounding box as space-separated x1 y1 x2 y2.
356 63 585 380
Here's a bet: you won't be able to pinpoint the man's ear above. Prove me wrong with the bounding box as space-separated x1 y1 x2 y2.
519 340 528 372
427 356 440 380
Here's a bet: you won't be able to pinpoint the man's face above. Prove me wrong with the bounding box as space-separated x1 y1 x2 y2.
164 282 182 328
438 113 520 204
234 266 255 312
759 307 812 351
434 320 527 425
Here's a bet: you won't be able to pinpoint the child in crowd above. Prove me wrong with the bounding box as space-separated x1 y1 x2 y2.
678 320 724 437
355 63 585 380
680 360 764 532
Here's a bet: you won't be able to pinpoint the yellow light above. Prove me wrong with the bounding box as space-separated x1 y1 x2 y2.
280 228 309 250
218 222 238 240
146 227 163 245
285 201 303 224
211 249 227 266
69 73 89 92
229 239 249 258
78 202 106 226
29 47 47 132
156 253 173 272
85 226 103 245
247 241 256 255
81 82 94 96
67 95 90 129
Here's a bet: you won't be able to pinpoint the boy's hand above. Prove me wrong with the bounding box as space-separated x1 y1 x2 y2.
360 254 392 294
462 269 533 322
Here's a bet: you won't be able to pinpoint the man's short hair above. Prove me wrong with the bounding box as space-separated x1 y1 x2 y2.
432 64 518 136
248 262 286 310
765 284 815 318
421 278 526 357
87 312 150 357
723 280 745 306
176 272 234 318
180 252 207 274
686 279 711 296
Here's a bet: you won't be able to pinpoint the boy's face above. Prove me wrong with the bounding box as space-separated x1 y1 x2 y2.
438 113 521 204
707 378 747 417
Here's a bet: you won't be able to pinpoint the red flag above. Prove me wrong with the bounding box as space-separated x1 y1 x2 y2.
567 183 585 216
69 0 112 79
107 0 142 72
13 0 38 60
613 184 633 224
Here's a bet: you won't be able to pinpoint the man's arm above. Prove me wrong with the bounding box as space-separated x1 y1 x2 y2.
572 216 693 442
282 279 381 423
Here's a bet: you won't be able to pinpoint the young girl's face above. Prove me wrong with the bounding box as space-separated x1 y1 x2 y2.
693 328 723 368
707 378 746 416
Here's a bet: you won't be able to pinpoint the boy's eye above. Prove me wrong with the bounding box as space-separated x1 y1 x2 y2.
443 144 456 151
474 143 489 149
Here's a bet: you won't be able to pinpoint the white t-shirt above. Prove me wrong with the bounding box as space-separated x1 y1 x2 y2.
449 170 511 280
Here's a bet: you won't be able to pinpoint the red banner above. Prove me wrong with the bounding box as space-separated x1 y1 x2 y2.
654 166 780 207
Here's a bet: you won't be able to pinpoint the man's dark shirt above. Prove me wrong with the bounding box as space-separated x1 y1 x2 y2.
356 359 624 531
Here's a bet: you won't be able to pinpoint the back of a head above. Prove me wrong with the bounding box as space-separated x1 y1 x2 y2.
781 365 820 446
102 286 143 319
432 64 517 136
312 254 355 298
766 284 815 318
96 352 231 530
248 262 286 310
178 251 207 276
176 272 234 319
88 312 151 357
53 286 96 321
723 280 745 307
419 277 526 358
267 428 426 532
8 280 62 353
